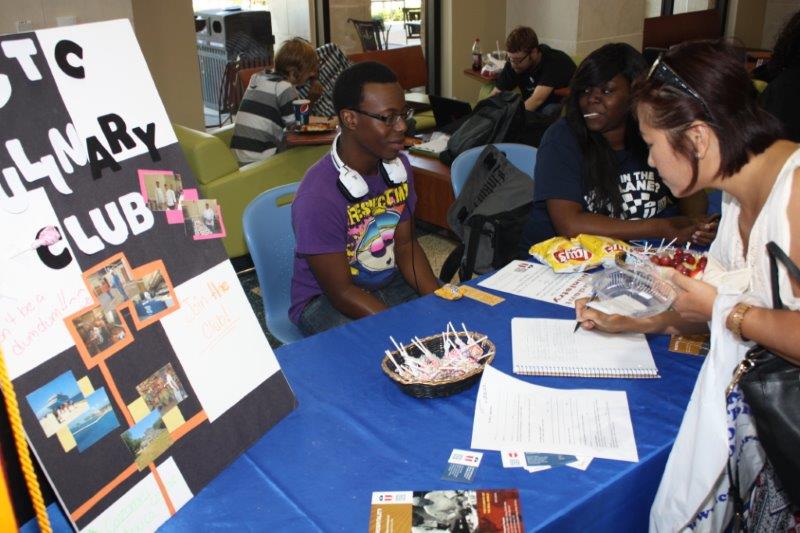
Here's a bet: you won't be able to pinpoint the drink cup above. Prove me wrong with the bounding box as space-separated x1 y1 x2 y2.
292 99 311 125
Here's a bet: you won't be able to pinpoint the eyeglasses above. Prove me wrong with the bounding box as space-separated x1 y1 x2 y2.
508 51 531 65
351 107 414 127
647 53 713 120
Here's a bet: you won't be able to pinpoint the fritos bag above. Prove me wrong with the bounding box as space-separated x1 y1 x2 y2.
529 234 629 273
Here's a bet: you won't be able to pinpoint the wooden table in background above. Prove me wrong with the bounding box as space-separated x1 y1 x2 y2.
285 129 337 147
404 150 453 229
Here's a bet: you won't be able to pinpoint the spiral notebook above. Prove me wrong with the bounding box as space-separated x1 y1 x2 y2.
511 318 659 378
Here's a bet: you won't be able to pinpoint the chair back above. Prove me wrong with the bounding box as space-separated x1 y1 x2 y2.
348 18 387 51
450 143 537 198
402 8 421 40
238 66 269 93
348 45 427 91
243 182 303 344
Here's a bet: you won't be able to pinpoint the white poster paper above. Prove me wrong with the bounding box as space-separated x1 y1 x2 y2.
160 260 280 422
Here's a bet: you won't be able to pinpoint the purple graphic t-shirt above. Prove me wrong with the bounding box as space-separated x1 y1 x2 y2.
289 153 416 324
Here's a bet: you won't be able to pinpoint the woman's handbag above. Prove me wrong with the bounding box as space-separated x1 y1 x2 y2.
729 241 800 506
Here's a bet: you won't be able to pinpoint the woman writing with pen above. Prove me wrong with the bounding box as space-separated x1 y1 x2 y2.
519 43 717 253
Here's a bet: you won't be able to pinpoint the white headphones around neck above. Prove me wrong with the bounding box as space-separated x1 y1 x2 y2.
330 133 407 202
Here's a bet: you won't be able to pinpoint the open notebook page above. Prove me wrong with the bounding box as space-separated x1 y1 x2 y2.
511 318 658 378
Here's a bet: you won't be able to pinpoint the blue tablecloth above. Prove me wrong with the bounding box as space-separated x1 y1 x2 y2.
24 281 703 532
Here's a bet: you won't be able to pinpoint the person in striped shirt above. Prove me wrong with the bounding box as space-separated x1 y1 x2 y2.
231 38 319 164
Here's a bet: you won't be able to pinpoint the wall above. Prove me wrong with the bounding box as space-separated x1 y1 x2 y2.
327 0 371 55
761 0 799 49
576 0 645 57
130 0 204 130
724 0 766 47
0 0 204 130
0 0 132 35
505 0 644 60
441 0 506 102
506 0 580 54
645 0 661 18
268 0 314 46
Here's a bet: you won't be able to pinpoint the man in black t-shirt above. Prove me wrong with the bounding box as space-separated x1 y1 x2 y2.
490 26 576 117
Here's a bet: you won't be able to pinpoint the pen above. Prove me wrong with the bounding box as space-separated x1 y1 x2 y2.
573 292 597 333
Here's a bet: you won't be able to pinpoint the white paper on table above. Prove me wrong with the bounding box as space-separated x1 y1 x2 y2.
524 465 551 473
511 318 658 377
566 456 593 471
501 448 592 471
478 261 592 307
587 294 648 316
471 365 639 462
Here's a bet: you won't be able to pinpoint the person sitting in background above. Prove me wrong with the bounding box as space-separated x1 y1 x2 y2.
759 9 800 142
230 37 319 164
290 62 439 336
519 43 716 252
576 40 799 531
490 26 576 117
296 42 352 118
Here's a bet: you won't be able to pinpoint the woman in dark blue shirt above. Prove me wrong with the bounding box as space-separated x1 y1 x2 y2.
520 43 717 250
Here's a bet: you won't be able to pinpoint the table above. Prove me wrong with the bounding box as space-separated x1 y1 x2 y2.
27 274 703 532
463 67 498 84
404 150 454 229
462 68 570 99
745 49 772 73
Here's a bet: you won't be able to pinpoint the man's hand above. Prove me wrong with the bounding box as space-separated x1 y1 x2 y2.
307 79 324 104
664 214 719 246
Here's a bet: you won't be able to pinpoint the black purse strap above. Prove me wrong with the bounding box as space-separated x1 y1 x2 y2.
727 241 800 533
766 241 800 310
725 241 800 527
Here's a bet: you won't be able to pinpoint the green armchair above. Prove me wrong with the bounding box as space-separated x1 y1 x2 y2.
173 124 329 258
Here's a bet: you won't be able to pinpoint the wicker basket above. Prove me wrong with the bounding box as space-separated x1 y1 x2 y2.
380 331 495 398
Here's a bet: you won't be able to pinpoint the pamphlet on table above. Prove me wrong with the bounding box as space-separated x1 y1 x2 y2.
369 489 523 533
477 260 593 307
408 131 450 158
511 318 658 378
471 366 639 462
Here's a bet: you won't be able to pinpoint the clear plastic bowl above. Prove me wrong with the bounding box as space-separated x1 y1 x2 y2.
590 264 676 318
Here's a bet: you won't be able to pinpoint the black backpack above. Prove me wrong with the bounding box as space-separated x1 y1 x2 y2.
440 144 534 282
438 92 524 165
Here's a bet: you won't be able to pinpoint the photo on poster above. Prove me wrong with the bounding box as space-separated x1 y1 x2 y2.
26 371 89 438
68 307 131 357
67 387 120 452
136 363 188 413
121 409 174 470
181 199 226 240
86 258 136 310
130 268 177 324
138 170 184 212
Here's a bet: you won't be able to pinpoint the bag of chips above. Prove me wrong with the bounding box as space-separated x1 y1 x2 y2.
529 234 629 273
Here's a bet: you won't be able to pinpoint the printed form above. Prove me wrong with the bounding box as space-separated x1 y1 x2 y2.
471 365 639 462
477 261 593 307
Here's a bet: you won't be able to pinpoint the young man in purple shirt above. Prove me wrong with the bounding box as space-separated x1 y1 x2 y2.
289 62 440 336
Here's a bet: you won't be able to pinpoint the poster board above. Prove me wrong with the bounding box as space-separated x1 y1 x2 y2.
0 20 297 530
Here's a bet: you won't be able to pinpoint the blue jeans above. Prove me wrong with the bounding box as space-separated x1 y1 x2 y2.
298 274 418 336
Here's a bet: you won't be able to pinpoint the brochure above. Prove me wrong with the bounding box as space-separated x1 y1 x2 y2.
369 489 523 533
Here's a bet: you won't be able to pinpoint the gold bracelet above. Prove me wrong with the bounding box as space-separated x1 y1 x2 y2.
726 302 753 341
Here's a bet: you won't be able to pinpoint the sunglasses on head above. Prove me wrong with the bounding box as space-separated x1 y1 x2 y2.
647 53 713 120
